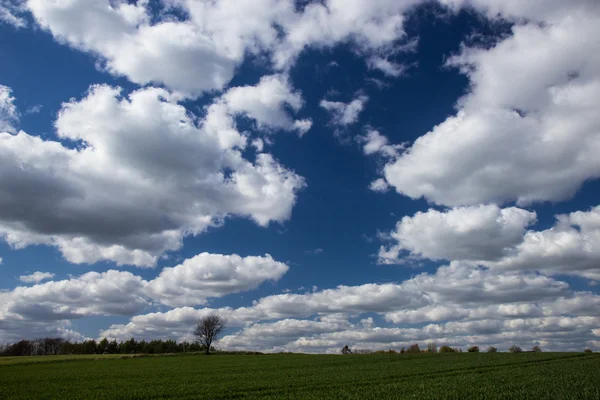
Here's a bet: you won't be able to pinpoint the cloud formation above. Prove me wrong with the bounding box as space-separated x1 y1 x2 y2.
320 95 369 127
0 253 287 342
0 83 306 266
371 5 600 206
25 0 424 97
378 205 536 264
19 271 55 284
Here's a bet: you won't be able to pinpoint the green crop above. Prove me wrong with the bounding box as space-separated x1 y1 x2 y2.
0 352 598 399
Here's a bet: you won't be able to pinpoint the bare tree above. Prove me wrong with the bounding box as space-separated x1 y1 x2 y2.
194 315 226 355
426 342 438 353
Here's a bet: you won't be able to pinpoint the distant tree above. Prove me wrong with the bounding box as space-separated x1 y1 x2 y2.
194 315 226 355
406 344 421 353
467 346 479 353
426 342 438 353
584 348 593 353
532 345 542 352
509 345 522 353
98 338 109 354
439 345 454 353
400 347 405 354
487 346 498 353
341 345 352 355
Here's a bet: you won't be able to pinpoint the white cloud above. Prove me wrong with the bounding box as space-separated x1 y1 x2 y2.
146 253 288 307
2 270 150 322
0 84 305 266
367 56 406 77
0 85 18 133
361 130 404 158
96 261 594 352
271 0 422 68
0 0 27 28
378 205 536 264
221 74 312 136
369 178 389 193
376 7 600 206
0 253 289 341
320 95 368 127
19 271 55 284
487 206 600 280
25 0 423 97
26 0 240 98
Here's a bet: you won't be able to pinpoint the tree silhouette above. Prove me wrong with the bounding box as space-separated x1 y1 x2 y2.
194 315 226 355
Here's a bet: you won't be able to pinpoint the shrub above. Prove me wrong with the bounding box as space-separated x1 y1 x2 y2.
487 346 498 353
439 345 454 353
584 348 592 353
468 346 480 353
406 344 421 353
532 346 542 352
509 345 523 353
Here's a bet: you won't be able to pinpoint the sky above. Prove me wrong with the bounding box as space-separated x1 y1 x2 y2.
0 0 599 353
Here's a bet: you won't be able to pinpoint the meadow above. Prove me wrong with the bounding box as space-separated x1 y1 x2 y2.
0 352 598 399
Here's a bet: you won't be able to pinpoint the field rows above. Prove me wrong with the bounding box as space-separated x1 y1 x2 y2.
1 352 598 399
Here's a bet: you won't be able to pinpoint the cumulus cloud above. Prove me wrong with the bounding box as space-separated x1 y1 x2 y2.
320 95 369 127
487 206 600 280
270 0 422 68
221 74 312 136
2 270 149 322
377 204 600 281
375 5 600 206
0 83 305 266
369 178 389 193
19 271 55 284
95 262 598 353
24 0 424 97
0 253 288 341
361 130 405 158
146 253 288 307
0 85 18 133
378 205 536 264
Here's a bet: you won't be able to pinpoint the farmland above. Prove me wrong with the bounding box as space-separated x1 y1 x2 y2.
1 352 599 399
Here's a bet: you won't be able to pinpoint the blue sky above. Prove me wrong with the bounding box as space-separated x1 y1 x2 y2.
1 0 599 352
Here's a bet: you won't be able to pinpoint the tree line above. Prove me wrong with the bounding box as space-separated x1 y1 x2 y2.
1 315 227 357
0 337 215 357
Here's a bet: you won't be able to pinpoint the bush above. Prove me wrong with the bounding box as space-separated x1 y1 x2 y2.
468 346 479 353
532 346 542 352
584 348 593 353
509 345 523 353
406 344 421 353
439 345 454 353
487 346 498 353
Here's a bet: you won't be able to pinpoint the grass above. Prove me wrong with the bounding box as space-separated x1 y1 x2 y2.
0 352 598 399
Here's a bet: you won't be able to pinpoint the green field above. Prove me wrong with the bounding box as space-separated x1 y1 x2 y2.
1 352 599 399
